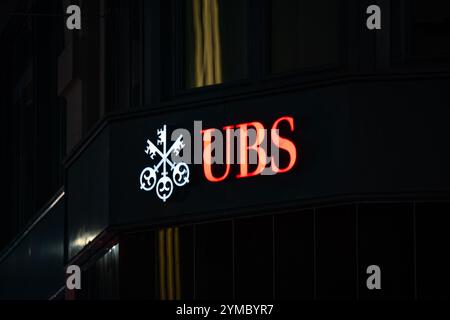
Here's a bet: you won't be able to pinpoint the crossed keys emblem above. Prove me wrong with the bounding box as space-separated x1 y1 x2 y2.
139 125 190 202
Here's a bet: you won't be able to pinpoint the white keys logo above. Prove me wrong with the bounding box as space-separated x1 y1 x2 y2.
139 125 190 202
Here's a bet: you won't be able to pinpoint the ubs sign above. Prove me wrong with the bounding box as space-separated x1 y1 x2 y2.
139 116 298 202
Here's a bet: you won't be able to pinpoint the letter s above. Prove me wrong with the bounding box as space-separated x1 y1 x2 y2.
271 116 297 174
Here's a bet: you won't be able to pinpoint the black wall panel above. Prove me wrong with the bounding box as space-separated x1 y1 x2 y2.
67 128 110 259
0 198 65 299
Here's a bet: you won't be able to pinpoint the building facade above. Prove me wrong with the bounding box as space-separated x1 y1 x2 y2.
1 0 450 300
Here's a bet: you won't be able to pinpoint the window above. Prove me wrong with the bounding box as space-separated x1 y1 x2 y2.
410 0 450 59
235 215 273 299
358 203 415 300
268 0 339 74
195 221 233 299
274 210 314 299
183 0 248 88
316 205 357 300
416 202 450 299
79 245 120 300
156 226 194 300
119 231 156 299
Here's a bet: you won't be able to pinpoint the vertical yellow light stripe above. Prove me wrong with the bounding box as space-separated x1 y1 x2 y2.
174 227 182 300
158 229 167 300
166 227 175 300
211 0 223 84
193 0 204 87
202 0 214 86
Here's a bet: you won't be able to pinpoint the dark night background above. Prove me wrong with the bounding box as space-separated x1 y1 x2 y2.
1 0 450 301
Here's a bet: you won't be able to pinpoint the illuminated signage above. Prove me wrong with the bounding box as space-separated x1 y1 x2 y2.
139 125 190 202
139 116 297 203
202 116 297 182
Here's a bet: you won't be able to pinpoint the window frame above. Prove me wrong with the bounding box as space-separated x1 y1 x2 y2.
262 0 349 81
160 0 351 103
390 0 450 71
171 0 254 97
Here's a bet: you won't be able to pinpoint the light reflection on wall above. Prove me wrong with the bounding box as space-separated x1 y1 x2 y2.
72 232 98 250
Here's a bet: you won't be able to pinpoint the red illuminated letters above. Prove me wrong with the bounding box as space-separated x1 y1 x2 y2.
236 122 267 179
271 116 297 174
202 126 233 182
202 116 297 182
